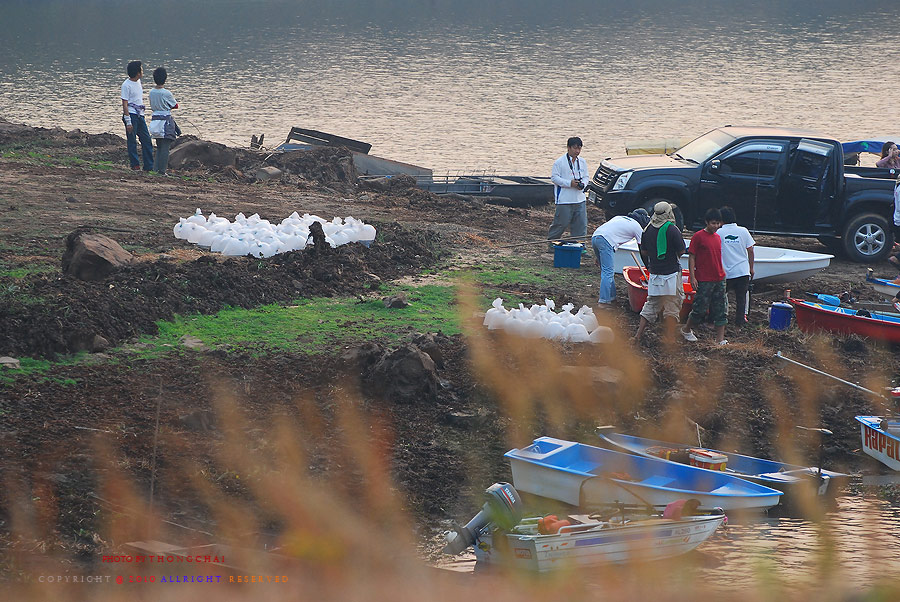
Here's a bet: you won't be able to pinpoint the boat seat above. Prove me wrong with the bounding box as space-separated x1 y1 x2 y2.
639 475 676 487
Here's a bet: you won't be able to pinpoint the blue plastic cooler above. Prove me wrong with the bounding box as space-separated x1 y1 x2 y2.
768 302 793 330
553 243 583 269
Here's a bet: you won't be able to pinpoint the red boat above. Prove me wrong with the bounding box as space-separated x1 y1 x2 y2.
623 267 695 321
791 298 900 343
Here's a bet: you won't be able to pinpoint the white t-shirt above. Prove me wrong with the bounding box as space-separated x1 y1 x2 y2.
893 181 900 227
550 152 589 205
592 215 644 250
718 222 755 278
121 78 145 116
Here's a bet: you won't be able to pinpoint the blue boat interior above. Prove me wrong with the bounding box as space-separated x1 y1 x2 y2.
866 274 899 287
608 433 791 476
803 301 900 324
510 438 779 496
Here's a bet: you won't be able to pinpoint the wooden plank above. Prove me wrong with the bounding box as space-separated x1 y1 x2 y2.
285 127 372 154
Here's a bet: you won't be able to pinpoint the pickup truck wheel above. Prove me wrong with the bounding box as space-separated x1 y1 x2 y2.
842 213 893 263
642 198 685 232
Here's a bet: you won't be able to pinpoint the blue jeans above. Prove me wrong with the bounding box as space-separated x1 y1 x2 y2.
125 113 154 170
155 138 172 174
592 234 616 303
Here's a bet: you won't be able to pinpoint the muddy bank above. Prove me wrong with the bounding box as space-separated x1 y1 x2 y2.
0 223 440 358
0 333 497 558
2 119 899 579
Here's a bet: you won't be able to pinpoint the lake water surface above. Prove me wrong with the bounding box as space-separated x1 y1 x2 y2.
3 1 900 174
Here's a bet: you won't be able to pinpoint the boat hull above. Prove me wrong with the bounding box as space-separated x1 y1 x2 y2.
474 514 724 572
506 437 782 512
416 175 553 207
857 416 900 471
866 272 900 298
792 299 900 343
615 240 832 284
623 267 693 320
597 431 847 501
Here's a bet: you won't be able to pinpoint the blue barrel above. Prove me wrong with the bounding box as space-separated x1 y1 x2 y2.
768 302 793 330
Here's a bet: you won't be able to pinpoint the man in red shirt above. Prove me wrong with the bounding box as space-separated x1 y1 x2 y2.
682 208 728 345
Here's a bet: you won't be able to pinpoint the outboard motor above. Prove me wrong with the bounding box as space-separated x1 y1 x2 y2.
443 482 523 555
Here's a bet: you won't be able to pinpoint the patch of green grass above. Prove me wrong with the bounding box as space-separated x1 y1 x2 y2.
0 355 85 387
121 244 155 254
126 258 597 358
132 284 461 357
0 281 46 306
0 263 56 279
1 148 120 171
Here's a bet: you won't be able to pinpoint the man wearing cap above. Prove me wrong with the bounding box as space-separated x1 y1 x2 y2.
634 202 686 342
591 209 650 305
548 137 589 251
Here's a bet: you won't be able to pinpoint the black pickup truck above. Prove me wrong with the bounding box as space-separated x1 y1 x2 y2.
587 126 897 262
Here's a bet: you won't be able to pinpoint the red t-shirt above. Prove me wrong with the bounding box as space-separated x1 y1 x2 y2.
688 228 726 282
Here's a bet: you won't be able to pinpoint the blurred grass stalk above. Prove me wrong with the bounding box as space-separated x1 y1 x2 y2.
2 283 899 601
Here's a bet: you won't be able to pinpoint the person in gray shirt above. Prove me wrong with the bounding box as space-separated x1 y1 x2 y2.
148 67 181 175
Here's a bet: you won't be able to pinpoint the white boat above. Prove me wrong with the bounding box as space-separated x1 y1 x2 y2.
613 239 833 284
856 416 900 471
473 511 725 572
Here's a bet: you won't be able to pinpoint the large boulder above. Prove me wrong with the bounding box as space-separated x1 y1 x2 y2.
371 344 439 402
168 139 237 170
61 231 134 281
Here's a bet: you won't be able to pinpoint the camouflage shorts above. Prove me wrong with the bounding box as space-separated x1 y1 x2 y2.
689 280 728 327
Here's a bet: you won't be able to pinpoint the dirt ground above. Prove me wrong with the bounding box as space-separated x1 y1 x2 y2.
1 119 898 574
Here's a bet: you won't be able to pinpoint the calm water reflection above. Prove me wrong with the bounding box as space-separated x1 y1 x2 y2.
697 493 900 589
2 1 900 173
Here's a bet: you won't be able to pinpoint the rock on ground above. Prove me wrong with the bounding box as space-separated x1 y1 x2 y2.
168 138 237 170
0 356 21 369
371 344 439 402
254 166 283 181
61 231 134 281
383 294 409 308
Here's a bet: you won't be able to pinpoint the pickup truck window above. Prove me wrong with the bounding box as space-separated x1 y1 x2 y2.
790 151 829 181
676 129 736 163
721 151 780 177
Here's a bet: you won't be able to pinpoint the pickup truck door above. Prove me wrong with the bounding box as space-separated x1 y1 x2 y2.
698 142 785 230
779 139 834 230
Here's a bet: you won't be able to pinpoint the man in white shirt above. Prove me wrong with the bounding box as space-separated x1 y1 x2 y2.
121 60 154 171
591 209 649 304
890 176 900 270
548 137 589 251
718 206 755 326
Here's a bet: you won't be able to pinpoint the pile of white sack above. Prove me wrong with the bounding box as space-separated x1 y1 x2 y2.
172 209 377 257
483 298 613 344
